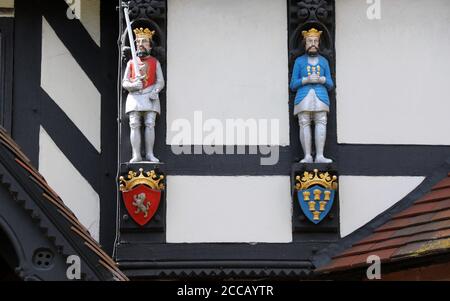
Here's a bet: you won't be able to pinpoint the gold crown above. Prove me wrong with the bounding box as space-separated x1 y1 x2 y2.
133 27 155 40
295 169 338 191
119 168 165 191
302 28 323 39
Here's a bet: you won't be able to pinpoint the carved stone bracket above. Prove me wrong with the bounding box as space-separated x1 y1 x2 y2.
128 0 166 20
288 0 335 64
120 0 167 64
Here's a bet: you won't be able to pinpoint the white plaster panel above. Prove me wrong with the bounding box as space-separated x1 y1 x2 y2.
167 0 289 146
339 176 424 237
65 0 101 46
39 126 100 241
336 0 450 145
41 17 101 152
0 0 14 17
0 0 13 8
166 176 292 243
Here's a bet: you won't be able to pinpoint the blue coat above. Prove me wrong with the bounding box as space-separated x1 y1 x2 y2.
290 55 334 106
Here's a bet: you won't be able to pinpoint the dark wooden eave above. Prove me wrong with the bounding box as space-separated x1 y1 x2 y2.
0 126 128 281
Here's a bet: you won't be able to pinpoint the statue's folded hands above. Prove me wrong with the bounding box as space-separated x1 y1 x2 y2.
124 79 143 92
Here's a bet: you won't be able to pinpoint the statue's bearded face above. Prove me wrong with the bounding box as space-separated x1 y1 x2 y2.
305 36 320 56
136 37 152 57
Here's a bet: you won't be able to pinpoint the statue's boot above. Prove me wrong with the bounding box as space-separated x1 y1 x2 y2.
130 155 142 163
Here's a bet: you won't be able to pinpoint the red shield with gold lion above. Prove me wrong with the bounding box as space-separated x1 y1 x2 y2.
122 185 161 226
119 169 165 227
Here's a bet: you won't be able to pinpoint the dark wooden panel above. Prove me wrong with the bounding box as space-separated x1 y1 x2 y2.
0 17 13 132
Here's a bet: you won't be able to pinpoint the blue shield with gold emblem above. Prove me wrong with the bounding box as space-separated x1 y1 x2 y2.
295 170 338 224
297 185 335 224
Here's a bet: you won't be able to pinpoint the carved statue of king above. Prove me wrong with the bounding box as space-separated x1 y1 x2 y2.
290 28 334 164
122 28 165 163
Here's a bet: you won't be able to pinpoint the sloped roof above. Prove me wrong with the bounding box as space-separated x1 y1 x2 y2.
0 127 128 281
318 172 450 273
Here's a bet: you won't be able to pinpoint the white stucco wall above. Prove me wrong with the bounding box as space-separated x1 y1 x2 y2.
339 176 424 237
64 0 101 46
41 17 101 152
39 127 100 241
0 0 14 17
39 12 102 241
166 176 292 243
166 0 289 146
336 0 450 145
0 0 13 8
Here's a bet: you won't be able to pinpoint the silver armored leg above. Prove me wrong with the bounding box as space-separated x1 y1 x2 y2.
144 111 159 163
129 111 143 163
314 111 332 163
298 112 314 163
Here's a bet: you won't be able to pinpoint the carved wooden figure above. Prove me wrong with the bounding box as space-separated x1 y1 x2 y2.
290 28 334 163
122 25 165 163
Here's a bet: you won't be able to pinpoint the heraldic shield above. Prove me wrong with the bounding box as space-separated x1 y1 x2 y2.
295 169 338 224
119 168 165 226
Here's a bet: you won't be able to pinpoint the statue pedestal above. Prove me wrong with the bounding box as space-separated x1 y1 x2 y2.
120 161 166 174
291 162 340 241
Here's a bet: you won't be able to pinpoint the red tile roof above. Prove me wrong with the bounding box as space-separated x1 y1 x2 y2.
319 173 450 273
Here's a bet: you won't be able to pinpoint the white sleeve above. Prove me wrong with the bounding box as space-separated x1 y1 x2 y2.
153 61 165 92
